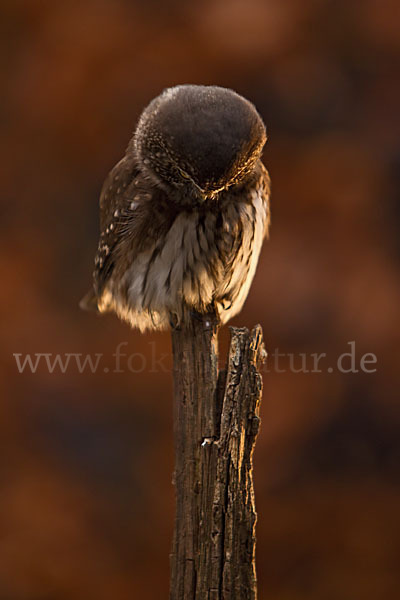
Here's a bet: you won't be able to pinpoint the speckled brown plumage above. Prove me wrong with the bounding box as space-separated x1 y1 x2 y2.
81 85 270 331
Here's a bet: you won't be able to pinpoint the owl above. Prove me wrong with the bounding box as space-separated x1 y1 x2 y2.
80 85 270 332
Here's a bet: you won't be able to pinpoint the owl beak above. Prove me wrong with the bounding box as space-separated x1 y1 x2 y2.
191 181 221 202
200 190 209 202
202 185 226 201
190 181 208 203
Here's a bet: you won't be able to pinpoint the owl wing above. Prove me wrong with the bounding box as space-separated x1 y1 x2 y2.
80 152 175 312
95 155 141 295
80 154 139 311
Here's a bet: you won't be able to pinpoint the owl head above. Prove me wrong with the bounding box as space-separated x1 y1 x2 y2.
133 84 267 203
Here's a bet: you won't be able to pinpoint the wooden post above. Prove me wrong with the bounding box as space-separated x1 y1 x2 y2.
170 313 265 599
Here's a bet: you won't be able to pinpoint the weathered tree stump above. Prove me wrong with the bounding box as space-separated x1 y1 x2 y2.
170 314 265 599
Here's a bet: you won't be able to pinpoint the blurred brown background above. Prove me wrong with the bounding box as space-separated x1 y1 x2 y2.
1 0 400 598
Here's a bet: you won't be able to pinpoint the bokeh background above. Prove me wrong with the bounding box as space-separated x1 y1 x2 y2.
2 0 400 598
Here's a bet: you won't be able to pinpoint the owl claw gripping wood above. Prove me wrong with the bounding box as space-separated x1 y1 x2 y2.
81 84 270 332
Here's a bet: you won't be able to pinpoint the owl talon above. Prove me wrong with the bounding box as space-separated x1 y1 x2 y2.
169 313 181 330
221 299 232 311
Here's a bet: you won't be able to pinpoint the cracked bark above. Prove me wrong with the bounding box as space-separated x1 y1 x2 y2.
170 314 265 599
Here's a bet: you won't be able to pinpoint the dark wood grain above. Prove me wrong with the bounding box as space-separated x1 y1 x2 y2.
170 316 265 599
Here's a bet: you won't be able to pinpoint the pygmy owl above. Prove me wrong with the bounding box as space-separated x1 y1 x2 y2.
80 85 270 331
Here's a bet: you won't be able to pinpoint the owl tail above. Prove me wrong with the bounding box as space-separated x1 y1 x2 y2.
79 289 99 312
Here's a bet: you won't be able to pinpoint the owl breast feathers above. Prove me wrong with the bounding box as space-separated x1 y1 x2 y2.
81 85 270 331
